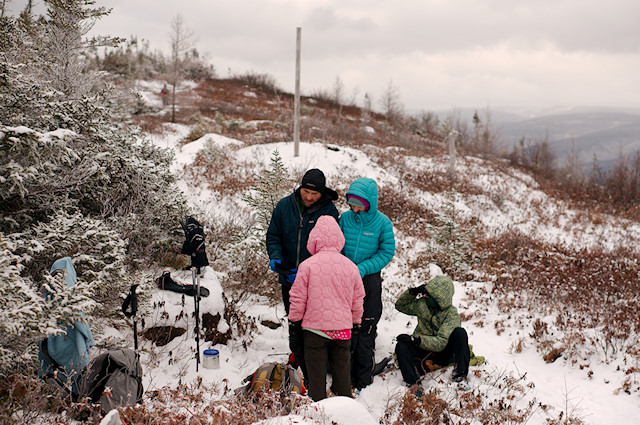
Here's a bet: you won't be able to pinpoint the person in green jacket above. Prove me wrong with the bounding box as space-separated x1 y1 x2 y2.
339 177 395 390
394 275 470 390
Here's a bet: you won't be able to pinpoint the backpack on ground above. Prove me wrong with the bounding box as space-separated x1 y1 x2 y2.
38 257 95 399
242 362 306 395
80 348 144 413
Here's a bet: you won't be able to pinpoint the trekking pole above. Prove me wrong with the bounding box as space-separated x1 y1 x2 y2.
180 215 209 372
192 266 201 372
122 284 139 352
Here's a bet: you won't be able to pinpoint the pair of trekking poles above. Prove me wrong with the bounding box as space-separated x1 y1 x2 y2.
122 216 209 371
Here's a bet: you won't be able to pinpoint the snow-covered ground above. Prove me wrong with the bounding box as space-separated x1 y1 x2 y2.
123 122 640 425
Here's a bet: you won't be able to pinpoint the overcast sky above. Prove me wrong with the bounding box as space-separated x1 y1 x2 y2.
7 0 640 113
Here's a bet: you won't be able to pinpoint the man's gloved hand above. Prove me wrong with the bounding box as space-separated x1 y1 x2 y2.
408 284 427 296
286 268 298 284
289 320 302 333
288 320 302 353
269 259 281 272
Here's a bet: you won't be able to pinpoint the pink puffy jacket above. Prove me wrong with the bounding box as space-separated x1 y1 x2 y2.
288 215 365 331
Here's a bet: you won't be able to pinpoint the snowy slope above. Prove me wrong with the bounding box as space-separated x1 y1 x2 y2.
135 124 640 425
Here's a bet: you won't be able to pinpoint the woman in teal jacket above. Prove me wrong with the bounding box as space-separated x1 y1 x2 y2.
339 177 395 390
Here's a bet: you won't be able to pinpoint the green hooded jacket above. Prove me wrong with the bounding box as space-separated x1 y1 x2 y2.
395 275 461 352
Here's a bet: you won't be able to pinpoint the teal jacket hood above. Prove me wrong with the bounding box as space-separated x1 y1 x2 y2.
339 177 395 277
345 177 379 214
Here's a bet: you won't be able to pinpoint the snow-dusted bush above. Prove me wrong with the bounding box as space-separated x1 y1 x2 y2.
1 7 187 262
1 122 186 262
0 233 94 372
12 210 153 319
74 128 187 261
0 125 80 231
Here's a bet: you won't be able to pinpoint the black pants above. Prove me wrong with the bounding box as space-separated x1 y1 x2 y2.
395 327 470 385
351 272 382 389
288 318 309 384
282 283 292 315
303 331 352 402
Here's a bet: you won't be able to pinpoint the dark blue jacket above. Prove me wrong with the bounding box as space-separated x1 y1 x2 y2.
266 188 339 286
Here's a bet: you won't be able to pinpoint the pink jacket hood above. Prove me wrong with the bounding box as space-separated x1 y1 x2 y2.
307 214 345 255
288 216 365 330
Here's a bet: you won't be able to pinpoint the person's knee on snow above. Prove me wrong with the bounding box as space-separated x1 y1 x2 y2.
394 336 422 386
449 327 470 380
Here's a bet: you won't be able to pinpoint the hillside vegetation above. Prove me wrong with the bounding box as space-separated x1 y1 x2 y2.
1 2 639 423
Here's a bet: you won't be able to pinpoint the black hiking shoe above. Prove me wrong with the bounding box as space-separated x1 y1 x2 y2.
409 383 424 398
373 356 392 376
451 372 467 383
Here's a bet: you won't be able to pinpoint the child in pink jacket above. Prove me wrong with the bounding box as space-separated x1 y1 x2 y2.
288 215 365 401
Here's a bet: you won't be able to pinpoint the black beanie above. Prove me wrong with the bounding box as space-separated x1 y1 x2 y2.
300 169 326 193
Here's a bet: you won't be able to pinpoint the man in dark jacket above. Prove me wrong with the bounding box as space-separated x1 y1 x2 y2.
394 275 470 392
266 168 339 380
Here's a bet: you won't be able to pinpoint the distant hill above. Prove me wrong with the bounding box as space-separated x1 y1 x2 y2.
500 110 640 169
427 107 640 170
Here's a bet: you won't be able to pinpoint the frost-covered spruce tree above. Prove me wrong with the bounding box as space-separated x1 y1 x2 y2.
0 4 187 261
41 0 120 99
0 233 94 372
427 190 475 277
0 126 80 232
242 150 292 243
215 150 293 302
12 210 154 319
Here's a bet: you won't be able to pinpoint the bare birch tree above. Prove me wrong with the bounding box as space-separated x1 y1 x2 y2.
168 13 194 122
379 79 404 125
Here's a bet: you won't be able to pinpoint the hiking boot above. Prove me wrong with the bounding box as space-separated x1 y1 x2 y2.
373 356 392 376
409 383 424 398
451 372 467 383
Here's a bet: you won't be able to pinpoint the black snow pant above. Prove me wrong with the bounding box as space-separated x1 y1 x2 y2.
351 272 382 390
282 283 292 315
395 327 471 385
288 317 309 385
303 331 352 402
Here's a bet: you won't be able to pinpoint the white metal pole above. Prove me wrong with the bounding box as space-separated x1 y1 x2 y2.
447 131 458 181
294 27 301 157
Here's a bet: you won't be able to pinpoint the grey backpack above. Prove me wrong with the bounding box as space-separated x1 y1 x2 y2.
81 349 143 412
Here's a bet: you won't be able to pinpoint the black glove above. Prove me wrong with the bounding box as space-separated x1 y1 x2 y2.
408 284 427 296
397 333 421 347
288 320 303 353
350 324 361 354
352 323 361 336
397 334 412 344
